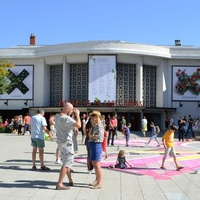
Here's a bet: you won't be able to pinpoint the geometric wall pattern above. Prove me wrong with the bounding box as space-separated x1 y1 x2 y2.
143 65 156 107
70 63 88 104
116 63 137 105
50 65 63 106
49 63 157 107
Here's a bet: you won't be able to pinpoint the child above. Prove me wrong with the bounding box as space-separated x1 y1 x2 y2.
124 123 131 147
101 125 108 159
84 118 94 173
109 150 132 169
145 122 160 147
160 125 184 171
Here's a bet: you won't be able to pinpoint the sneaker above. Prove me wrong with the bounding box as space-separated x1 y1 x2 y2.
157 145 161 147
55 159 62 164
88 170 92 174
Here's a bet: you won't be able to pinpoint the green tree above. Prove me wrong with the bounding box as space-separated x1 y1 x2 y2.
0 59 13 94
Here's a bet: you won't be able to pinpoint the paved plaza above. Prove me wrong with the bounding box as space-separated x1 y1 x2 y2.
0 131 200 200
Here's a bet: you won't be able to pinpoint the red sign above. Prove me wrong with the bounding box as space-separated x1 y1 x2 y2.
58 100 145 107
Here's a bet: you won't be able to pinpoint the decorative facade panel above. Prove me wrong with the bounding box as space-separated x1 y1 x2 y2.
70 63 88 104
50 65 63 106
116 63 136 105
143 65 156 107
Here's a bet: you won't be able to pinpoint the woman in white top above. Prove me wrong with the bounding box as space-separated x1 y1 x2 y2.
141 116 148 137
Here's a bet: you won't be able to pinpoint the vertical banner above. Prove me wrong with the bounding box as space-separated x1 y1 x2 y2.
0 65 33 99
172 66 200 101
88 55 116 102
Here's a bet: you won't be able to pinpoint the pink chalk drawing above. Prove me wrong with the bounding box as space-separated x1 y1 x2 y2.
74 139 200 180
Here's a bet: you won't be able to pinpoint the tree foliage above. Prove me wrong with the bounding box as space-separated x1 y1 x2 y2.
0 59 14 94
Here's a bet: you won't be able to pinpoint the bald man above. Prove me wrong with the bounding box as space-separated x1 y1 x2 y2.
55 102 81 190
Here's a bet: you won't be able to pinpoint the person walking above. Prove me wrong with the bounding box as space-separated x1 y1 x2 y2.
141 116 148 137
160 125 184 171
88 110 104 189
30 108 53 170
145 122 160 147
55 102 81 190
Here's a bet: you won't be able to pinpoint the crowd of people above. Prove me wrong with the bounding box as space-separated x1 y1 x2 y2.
25 104 134 190
166 115 199 141
2 113 31 135
3 107 197 190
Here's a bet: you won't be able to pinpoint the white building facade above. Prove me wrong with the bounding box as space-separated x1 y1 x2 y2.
1 37 200 130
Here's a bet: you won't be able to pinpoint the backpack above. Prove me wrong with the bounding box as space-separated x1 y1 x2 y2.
156 126 160 134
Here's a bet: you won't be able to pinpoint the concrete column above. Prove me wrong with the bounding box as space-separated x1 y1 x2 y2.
136 58 143 127
136 58 143 102
156 63 164 107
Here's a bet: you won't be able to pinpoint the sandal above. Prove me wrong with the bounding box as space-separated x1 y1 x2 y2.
32 166 37 170
160 167 167 170
176 166 184 171
89 180 97 186
68 182 73 186
90 184 102 189
56 185 70 190
41 166 51 170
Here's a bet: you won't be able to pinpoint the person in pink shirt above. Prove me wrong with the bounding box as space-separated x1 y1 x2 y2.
107 114 118 146
4 119 9 126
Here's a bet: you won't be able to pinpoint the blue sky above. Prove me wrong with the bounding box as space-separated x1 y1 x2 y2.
1 0 200 48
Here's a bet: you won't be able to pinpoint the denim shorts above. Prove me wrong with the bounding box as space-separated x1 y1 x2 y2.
125 134 130 142
150 133 158 140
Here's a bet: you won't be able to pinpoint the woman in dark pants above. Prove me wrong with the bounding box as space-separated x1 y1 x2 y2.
178 116 186 141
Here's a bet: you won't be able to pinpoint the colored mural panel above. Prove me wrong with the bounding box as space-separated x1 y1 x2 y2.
0 65 33 99
172 66 200 101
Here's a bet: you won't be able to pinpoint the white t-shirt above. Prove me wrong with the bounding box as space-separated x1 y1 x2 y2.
55 113 75 144
142 119 147 125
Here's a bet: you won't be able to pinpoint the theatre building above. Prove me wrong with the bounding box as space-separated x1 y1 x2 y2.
1 35 200 131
